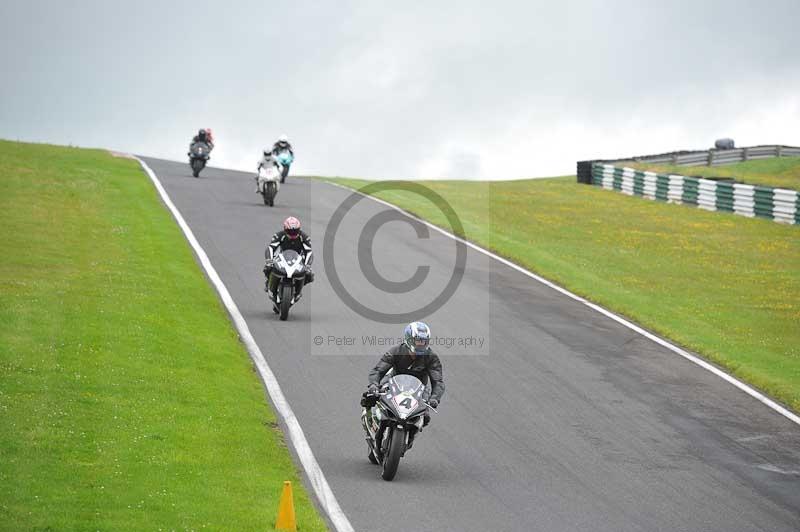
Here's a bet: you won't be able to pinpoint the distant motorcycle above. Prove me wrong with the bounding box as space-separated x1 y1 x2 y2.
361 374 432 481
189 142 210 177
275 149 293 183
256 164 281 206
267 249 309 320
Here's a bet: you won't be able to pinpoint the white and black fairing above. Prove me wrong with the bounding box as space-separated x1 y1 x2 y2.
189 141 210 160
361 374 429 478
272 248 306 276
268 249 308 320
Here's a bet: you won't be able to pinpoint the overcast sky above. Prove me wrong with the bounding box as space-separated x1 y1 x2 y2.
1 0 798 179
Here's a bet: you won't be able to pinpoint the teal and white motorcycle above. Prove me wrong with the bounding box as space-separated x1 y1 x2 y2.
275 149 294 183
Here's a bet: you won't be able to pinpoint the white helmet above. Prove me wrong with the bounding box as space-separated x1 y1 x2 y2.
278 134 289 143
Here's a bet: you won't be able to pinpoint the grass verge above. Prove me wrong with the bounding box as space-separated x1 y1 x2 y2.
323 176 800 414
0 140 327 531
622 156 800 190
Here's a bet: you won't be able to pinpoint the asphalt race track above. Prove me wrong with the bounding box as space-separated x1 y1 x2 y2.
142 157 800 532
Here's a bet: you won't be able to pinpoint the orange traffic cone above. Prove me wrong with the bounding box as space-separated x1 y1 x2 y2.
275 480 297 532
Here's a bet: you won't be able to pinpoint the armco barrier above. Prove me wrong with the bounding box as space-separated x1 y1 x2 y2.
591 163 798 225
610 145 799 167
577 145 800 184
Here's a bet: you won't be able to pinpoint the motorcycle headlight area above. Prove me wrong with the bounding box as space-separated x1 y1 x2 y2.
281 259 304 276
275 253 302 274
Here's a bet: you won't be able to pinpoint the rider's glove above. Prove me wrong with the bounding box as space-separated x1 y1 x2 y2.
428 398 439 409
367 384 379 395
264 260 274 274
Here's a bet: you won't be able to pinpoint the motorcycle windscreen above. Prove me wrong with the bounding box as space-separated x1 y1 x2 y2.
281 249 301 265
386 374 426 419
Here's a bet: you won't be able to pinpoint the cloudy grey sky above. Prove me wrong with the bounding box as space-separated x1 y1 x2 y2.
1 0 798 179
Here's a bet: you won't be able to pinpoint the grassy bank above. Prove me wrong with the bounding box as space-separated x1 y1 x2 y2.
623 156 800 190
0 140 327 530
325 176 800 413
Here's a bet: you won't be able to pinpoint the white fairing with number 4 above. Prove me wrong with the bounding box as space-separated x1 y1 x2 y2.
393 392 419 419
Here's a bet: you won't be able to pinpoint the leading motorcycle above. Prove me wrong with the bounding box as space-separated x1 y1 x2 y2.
256 164 281 206
266 249 308 320
361 374 433 481
275 149 293 183
189 142 210 177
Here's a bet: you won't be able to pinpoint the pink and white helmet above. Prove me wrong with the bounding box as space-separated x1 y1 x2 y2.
283 216 301 239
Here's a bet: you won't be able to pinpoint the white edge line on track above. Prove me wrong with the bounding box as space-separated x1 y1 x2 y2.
136 159 355 532
324 180 800 428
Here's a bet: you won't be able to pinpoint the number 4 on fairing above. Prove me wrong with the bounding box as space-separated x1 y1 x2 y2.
399 397 413 408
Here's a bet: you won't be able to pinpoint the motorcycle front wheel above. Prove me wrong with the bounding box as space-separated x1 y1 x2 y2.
191 159 203 178
266 182 276 206
381 427 404 481
279 283 292 321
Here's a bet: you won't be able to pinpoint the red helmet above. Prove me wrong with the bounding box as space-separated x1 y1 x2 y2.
283 216 301 239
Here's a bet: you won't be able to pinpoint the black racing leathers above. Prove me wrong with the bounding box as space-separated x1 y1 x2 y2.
368 344 445 403
266 229 312 262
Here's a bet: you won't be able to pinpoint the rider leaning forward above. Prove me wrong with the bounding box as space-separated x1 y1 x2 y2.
365 321 445 426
